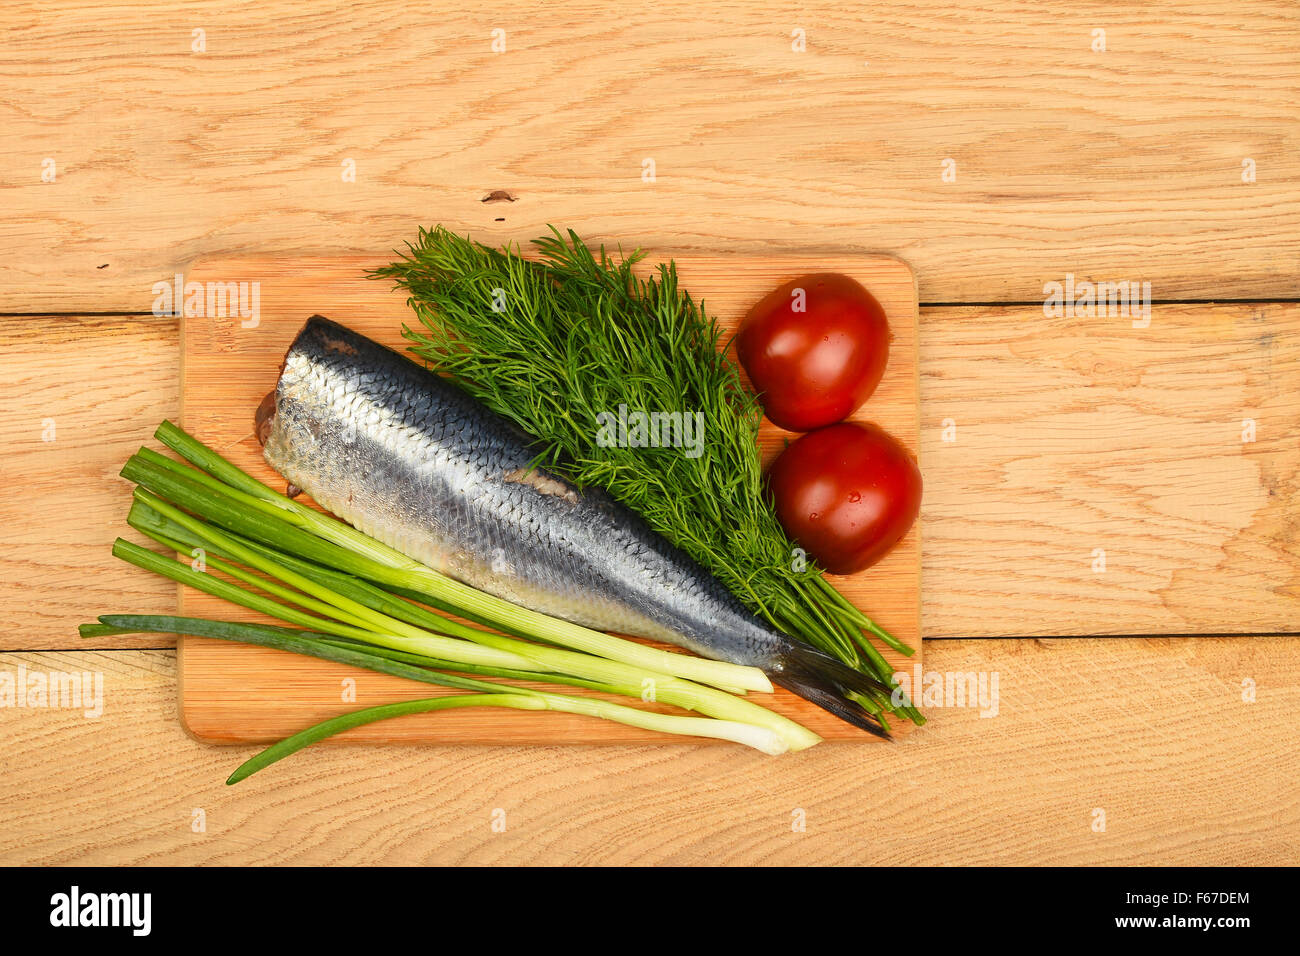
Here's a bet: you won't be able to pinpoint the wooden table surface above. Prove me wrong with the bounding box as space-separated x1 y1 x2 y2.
1 0 1297 865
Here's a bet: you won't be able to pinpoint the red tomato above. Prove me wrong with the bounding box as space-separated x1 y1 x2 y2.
768 422 921 574
736 273 889 432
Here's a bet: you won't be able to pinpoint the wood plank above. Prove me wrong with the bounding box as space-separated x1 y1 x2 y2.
2 1 1298 311
178 253 922 743
0 637 1295 865
0 316 181 649
921 302 1300 637
3 301 1296 651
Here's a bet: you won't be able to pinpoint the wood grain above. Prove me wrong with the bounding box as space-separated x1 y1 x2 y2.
3 0 1298 870
922 302 1300 637
2 0 1298 312
177 254 921 743
0 316 181 649
1 635 1295 865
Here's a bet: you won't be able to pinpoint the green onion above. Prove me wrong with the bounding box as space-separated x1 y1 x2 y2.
111 537 539 671
224 696 539 783
87 615 792 775
128 497 540 642
142 425 774 695
112 527 818 749
98 423 828 762
225 693 789 784
90 615 510 693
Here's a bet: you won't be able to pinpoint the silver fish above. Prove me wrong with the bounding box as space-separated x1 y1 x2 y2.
259 316 890 735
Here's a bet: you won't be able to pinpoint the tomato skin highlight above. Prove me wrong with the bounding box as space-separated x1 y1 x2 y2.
768 422 921 575
736 273 889 432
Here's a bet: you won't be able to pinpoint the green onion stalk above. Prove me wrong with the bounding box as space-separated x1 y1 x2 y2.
87 616 793 778
91 423 831 781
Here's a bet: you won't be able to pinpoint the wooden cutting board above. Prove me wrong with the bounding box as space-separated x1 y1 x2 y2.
177 251 921 744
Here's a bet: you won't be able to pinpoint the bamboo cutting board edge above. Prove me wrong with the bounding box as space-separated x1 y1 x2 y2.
177 250 922 745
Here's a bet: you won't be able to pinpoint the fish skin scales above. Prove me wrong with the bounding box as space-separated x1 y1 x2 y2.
263 316 779 665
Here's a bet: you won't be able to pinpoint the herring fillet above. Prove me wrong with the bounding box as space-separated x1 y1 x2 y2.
260 316 892 736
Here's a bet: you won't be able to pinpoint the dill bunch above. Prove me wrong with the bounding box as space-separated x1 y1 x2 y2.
374 226 920 725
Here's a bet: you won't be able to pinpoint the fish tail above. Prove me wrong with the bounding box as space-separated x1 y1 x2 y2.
769 641 897 739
